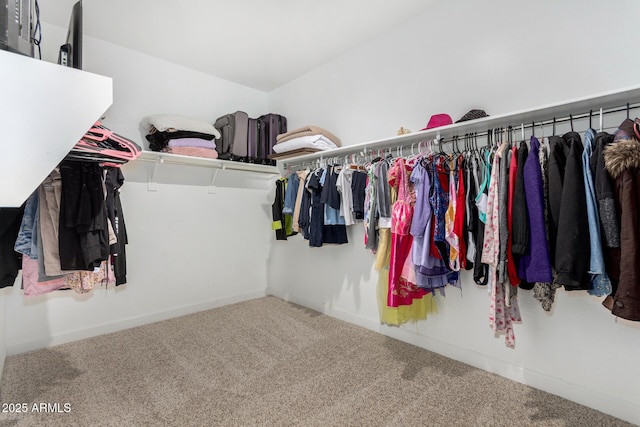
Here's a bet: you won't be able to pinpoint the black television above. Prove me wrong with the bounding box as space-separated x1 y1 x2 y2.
58 0 82 69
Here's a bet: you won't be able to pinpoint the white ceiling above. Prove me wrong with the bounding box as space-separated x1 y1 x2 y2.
39 0 441 91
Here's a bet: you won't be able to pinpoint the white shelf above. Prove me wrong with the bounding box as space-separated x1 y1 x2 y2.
0 50 113 207
279 84 640 169
122 151 280 191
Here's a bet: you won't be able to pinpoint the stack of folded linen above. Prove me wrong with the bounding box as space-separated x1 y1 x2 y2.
142 114 221 159
272 125 341 156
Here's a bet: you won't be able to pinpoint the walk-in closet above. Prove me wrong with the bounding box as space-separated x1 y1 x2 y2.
1 0 639 425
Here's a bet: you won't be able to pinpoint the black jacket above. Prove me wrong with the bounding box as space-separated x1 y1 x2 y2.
555 132 591 290
511 141 529 256
0 207 24 288
547 135 570 268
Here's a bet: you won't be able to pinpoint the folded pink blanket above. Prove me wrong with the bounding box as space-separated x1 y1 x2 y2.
276 125 341 147
168 138 216 150
167 146 219 159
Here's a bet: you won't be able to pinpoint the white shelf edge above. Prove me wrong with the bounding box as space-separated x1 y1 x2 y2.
136 151 281 175
279 84 640 168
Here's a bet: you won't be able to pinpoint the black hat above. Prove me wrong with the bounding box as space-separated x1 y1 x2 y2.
456 109 489 123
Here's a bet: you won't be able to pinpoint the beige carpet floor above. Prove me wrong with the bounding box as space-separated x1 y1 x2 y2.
0 296 633 427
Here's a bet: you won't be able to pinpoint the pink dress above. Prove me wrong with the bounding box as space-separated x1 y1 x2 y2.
387 158 427 307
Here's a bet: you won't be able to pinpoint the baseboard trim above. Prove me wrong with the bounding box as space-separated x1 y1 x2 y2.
7 289 267 356
269 289 640 426
0 348 5 392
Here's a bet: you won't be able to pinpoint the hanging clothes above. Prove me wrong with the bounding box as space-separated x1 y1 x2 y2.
336 167 356 226
105 167 129 285
603 118 640 321
482 142 521 349
518 136 553 284
506 144 520 286
591 131 621 304
582 128 612 297
430 158 451 268
320 166 348 244
272 177 291 241
454 156 467 271
364 162 379 252
282 171 300 216
531 139 560 310
297 172 313 240
409 161 450 292
547 135 570 270
464 153 477 269
0 206 25 288
58 161 110 271
306 169 326 247
445 158 460 272
555 131 591 290
512 140 531 290
473 149 491 286
292 169 309 233
387 158 427 307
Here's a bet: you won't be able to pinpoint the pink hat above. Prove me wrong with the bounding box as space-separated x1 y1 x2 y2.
421 113 453 131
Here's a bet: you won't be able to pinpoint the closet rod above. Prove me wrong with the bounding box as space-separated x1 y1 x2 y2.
434 102 640 146
283 98 640 170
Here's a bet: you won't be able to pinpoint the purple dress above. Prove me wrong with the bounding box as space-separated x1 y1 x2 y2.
518 136 553 283
410 162 449 291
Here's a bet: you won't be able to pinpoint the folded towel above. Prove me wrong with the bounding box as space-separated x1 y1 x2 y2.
168 138 216 150
272 135 338 154
276 125 341 147
146 129 216 152
143 114 221 139
166 146 219 159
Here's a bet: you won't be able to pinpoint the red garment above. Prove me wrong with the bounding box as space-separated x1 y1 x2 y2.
453 157 467 269
506 145 520 286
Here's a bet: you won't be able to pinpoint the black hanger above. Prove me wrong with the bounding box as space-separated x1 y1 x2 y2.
627 102 630 119
570 114 574 132
552 117 556 135
531 121 535 137
589 109 593 129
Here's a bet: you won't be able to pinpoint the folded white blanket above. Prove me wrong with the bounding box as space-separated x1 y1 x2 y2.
142 114 221 139
272 135 338 153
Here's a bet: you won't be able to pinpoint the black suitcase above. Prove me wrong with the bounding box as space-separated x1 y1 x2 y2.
257 113 287 165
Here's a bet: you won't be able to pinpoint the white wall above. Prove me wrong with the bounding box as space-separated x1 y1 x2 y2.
38 24 269 147
0 289 6 387
4 26 274 354
267 0 640 424
270 0 640 144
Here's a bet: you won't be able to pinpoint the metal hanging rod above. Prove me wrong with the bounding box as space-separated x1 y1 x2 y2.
281 87 640 171
434 102 640 146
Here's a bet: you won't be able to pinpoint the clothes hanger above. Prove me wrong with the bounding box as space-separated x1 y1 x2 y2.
552 117 556 136
570 114 574 132
599 108 604 133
